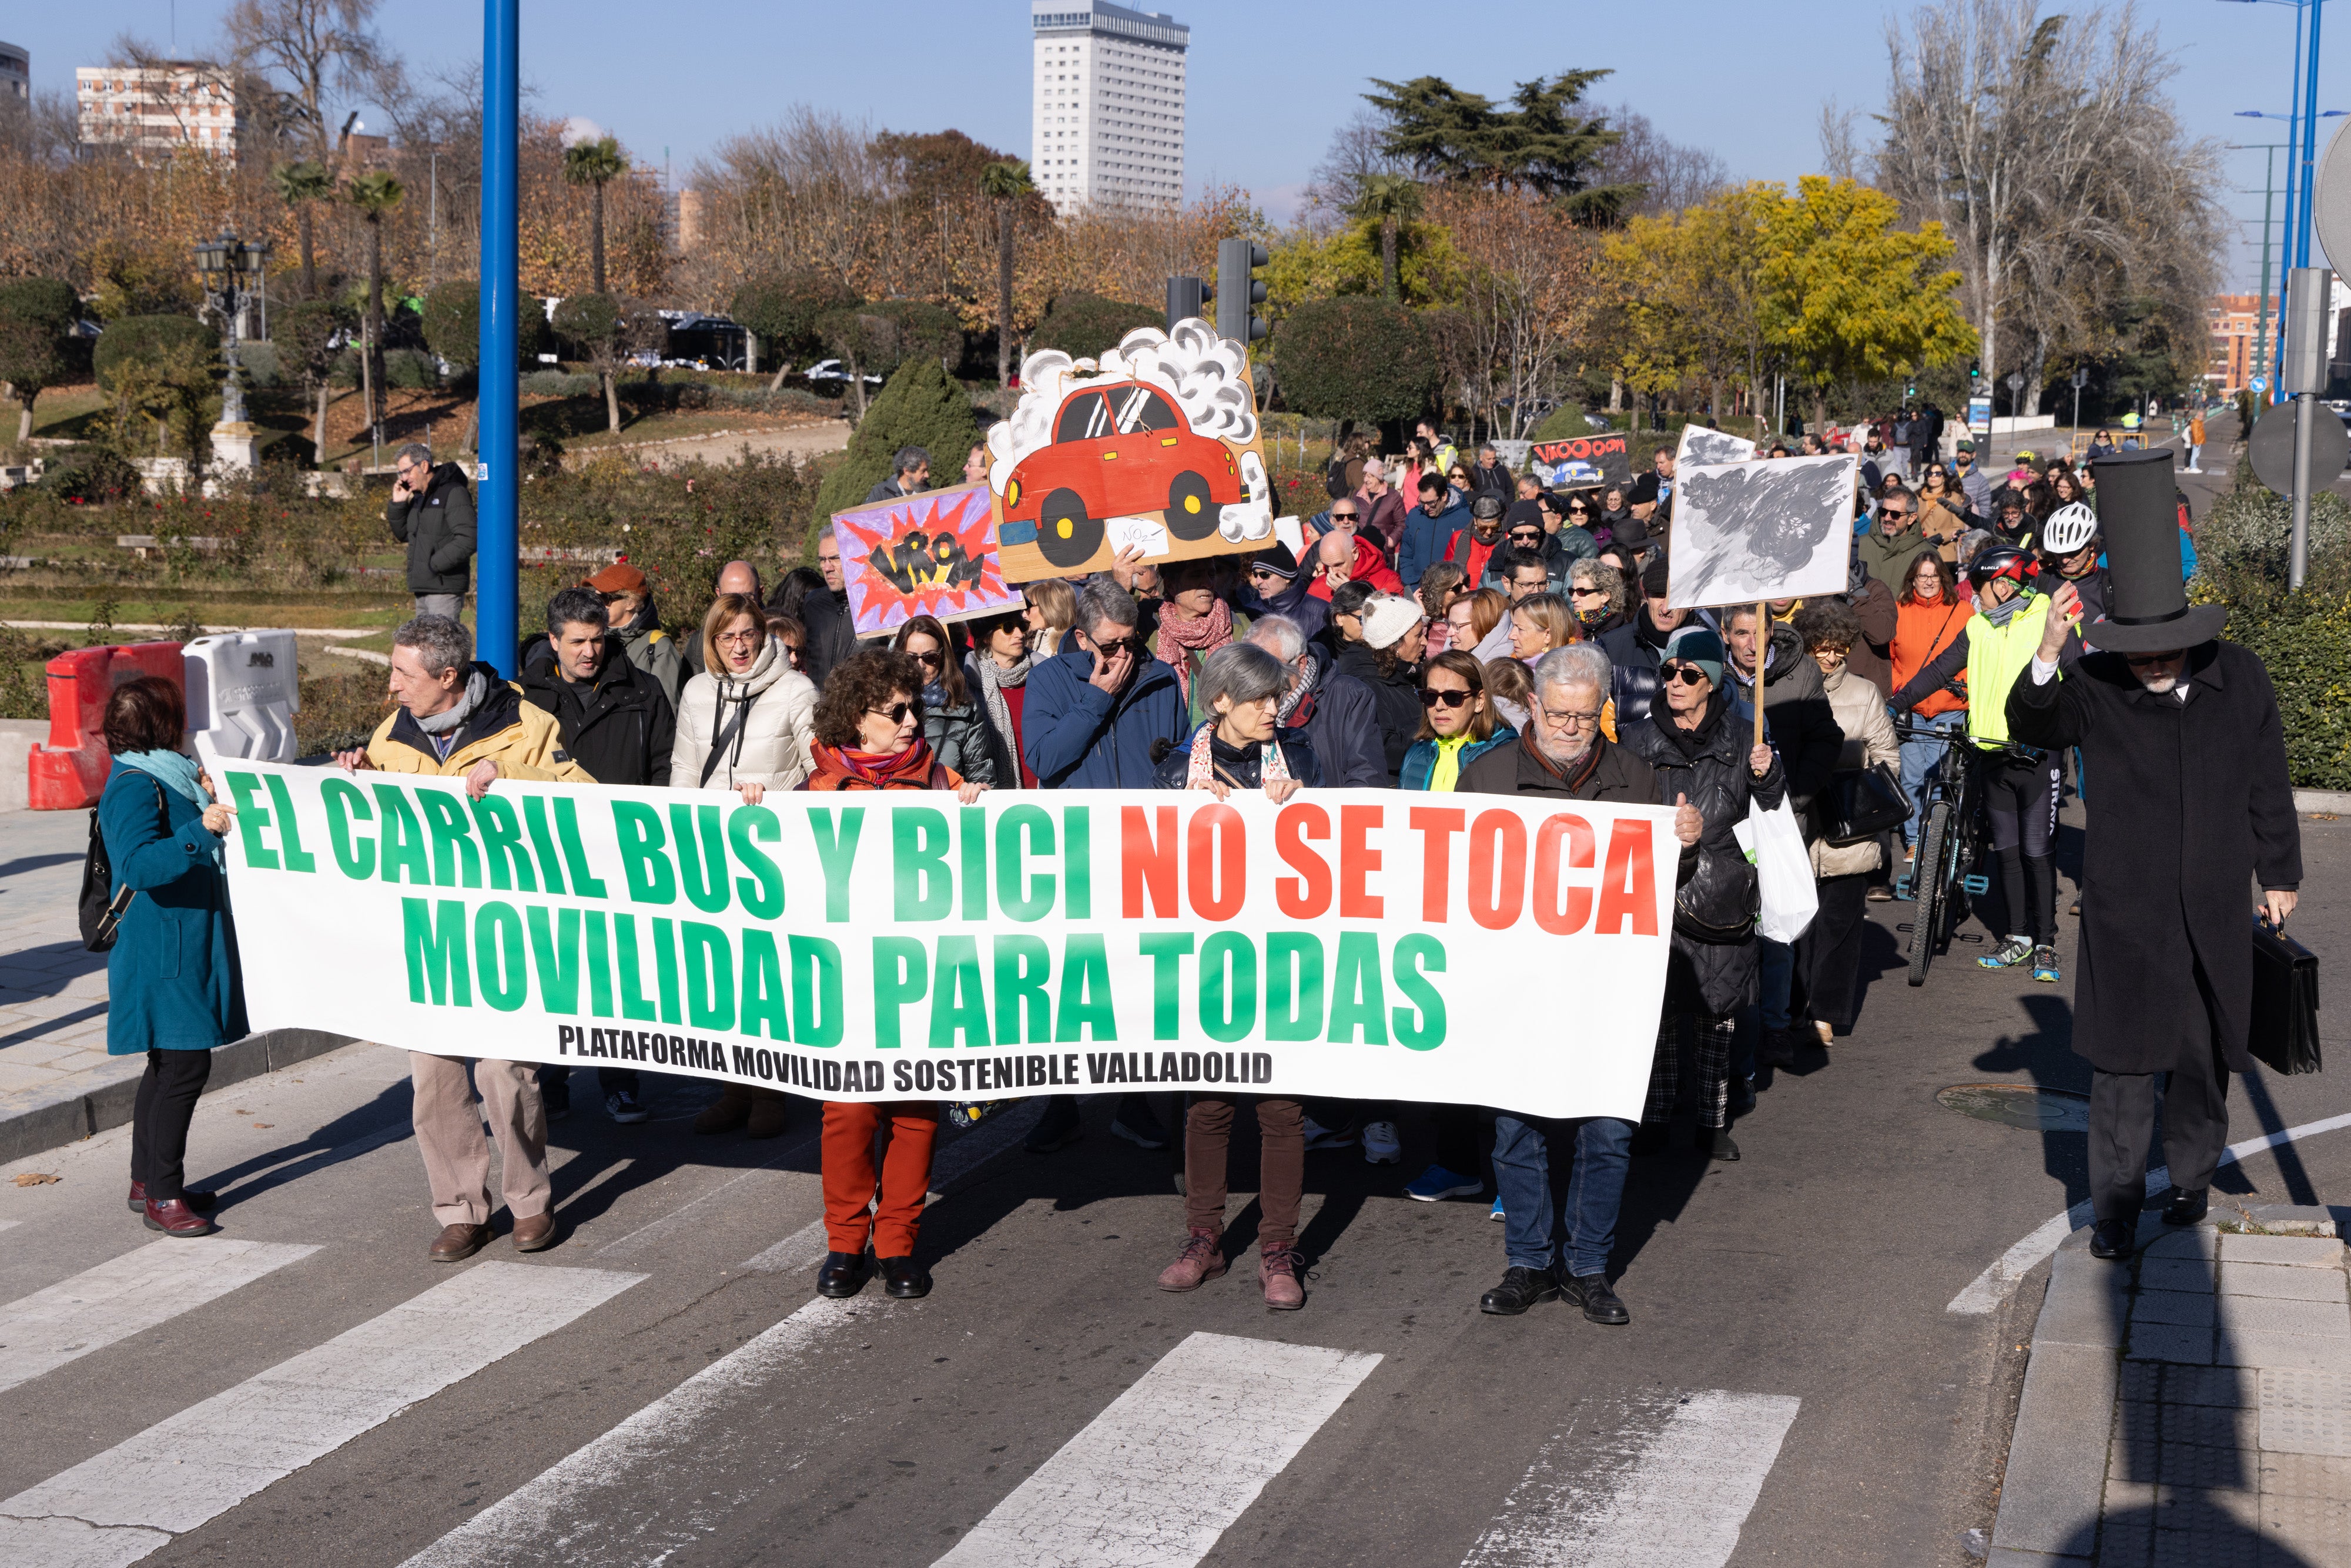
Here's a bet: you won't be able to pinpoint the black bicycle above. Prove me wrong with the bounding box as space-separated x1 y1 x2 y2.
1892 720 2043 986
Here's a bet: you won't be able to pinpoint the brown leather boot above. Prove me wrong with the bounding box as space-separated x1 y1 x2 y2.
745 1088 791 1140
430 1222 491 1262
143 1197 219 1238
693 1084 755 1135
1260 1245 1305 1310
129 1181 215 1212
1157 1228 1227 1291
511 1212 556 1253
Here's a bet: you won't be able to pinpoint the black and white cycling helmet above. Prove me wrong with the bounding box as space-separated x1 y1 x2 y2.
1967 545 2034 589
2040 502 2099 557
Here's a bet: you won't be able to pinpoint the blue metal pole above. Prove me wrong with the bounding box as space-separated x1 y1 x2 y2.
2277 2 2309 397
2298 0 2327 267
477 0 520 676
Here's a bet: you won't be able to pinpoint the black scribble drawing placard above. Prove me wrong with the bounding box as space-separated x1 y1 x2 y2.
1667 454 1859 609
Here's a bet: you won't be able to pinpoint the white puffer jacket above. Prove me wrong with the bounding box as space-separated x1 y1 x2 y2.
669 639 817 792
1810 661 1900 878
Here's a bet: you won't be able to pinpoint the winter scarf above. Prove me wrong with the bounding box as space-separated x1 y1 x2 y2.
1154 597 1234 706
1981 588 2035 631
415 669 490 736
1518 729 1605 793
1185 721 1290 790
806 736 943 791
972 651 1031 777
115 749 222 866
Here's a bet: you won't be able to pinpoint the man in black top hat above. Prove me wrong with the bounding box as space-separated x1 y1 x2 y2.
2006 448 2302 1259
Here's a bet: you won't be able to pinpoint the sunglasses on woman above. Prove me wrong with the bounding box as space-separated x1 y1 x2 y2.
1663 665 1710 685
1418 687 1473 708
868 702 917 724
908 648 943 668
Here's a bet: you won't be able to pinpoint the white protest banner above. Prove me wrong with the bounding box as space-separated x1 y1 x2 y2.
216 762 1676 1121
1674 423 1757 470
1666 452 1860 611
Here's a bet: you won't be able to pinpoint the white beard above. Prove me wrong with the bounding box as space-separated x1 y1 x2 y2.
2135 669 2180 694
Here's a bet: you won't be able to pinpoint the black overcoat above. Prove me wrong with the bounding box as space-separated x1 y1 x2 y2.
2005 641 2302 1074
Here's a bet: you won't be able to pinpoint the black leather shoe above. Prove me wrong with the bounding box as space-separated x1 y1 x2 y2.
879 1255 932 1299
2089 1218 2135 1260
2163 1188 2209 1227
817 1250 872 1298
1478 1265 1562 1315
1559 1270 1630 1325
1708 1128 1741 1162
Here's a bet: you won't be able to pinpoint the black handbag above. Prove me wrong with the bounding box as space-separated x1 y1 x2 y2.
2249 916 2322 1076
1823 763 1910 846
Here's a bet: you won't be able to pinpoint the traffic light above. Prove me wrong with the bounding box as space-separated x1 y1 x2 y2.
1905 384 1917 398
1216 238 1269 345
1166 275 1210 331
1968 360 1981 383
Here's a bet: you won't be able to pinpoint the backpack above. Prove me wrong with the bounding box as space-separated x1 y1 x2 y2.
1324 454 1351 500
79 778 163 953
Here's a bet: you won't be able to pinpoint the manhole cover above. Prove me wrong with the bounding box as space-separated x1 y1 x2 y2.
1936 1083 2091 1132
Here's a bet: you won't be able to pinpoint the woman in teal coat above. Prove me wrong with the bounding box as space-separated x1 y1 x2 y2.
99 676 245 1238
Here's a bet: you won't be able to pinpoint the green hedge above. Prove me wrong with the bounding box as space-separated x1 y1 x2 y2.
2193 474 2351 787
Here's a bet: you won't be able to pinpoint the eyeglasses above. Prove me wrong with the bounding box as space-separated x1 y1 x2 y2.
1418 687 1473 708
1880 507 1911 519
1088 634 1148 658
1813 644 1851 657
2122 651 2181 666
714 629 762 647
1248 567 1282 580
1536 704 1604 728
868 702 917 724
781 642 804 664
1329 511 1359 521
1663 665 1710 686
908 648 943 668
1570 584 1606 597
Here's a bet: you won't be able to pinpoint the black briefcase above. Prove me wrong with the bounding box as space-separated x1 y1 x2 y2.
2249 917 2322 1076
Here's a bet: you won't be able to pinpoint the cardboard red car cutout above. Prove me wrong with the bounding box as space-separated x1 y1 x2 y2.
1000 380 1245 569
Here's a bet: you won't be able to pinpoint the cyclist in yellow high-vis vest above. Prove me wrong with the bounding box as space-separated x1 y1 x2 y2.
1890 546 2065 981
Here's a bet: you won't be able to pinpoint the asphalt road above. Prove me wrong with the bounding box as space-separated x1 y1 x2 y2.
1 806 2346 1568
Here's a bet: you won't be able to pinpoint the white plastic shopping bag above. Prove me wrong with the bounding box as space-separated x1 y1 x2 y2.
1733 797 1818 944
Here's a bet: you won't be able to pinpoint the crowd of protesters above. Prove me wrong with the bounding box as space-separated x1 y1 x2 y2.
103 413 2233 1323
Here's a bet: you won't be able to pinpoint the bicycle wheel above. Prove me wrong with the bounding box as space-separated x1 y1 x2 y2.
1908 801 1952 986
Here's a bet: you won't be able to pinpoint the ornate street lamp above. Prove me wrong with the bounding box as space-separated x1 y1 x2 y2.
193 227 271 467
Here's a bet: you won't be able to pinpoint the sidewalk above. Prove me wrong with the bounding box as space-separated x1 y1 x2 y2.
0 807 350 1162
1992 1204 2351 1566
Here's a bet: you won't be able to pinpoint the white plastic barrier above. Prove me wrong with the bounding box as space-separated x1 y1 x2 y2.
184 631 302 765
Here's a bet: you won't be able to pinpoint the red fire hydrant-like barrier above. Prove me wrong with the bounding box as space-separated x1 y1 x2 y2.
28 642 185 810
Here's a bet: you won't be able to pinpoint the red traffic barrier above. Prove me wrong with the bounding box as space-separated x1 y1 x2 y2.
29 642 185 810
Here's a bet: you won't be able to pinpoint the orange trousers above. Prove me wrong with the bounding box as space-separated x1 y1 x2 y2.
820 1101 939 1257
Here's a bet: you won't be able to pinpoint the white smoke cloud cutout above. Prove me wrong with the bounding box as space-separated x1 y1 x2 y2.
987 317 1260 487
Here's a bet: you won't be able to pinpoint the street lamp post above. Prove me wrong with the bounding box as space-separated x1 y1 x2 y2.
194 227 270 483
2229 140 2292 387
2235 108 2345 394
2071 366 2089 448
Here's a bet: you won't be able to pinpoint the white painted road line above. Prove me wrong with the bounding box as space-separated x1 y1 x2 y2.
739 1099 1040 1275
1947 1110 2351 1314
0 1239 320 1395
1461 1390 1800 1568
0 1260 643 1568
398 1295 893 1568
932 1331 1382 1568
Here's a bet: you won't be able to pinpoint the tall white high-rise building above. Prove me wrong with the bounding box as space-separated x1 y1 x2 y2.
76 64 247 156
1030 2 1187 209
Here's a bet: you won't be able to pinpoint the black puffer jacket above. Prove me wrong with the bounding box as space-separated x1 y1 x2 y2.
1152 727 1325 790
1331 639 1421 785
1598 604 1677 727
1620 691 1787 1016
520 638 678 788
384 462 478 595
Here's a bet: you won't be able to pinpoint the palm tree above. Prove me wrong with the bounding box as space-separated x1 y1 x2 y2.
346 170 404 461
1348 174 1424 303
979 159 1037 388
562 135 628 295
270 160 336 298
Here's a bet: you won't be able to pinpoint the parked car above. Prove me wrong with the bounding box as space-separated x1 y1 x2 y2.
805 358 883 388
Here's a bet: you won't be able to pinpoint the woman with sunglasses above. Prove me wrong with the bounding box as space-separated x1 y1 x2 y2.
1917 463 1971 553
669 591 816 806
1152 641 1321 1309
892 615 997 786
808 649 988 1304
1536 490 1600 562
962 609 1036 789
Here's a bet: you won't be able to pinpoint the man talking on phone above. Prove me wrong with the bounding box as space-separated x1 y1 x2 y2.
1020 577 1189 789
384 442 478 621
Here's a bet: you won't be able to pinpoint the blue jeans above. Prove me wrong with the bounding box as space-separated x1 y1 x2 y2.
1898 709 1964 848
1491 1114 1633 1278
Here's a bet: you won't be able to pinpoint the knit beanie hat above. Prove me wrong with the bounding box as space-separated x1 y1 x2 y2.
1663 625 1726 689
1361 594 1424 651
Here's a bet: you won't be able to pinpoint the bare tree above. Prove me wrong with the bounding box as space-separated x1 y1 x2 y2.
222 0 390 162
1876 0 2223 407
1817 100 1864 183
1302 108 1408 233
1588 105 1730 219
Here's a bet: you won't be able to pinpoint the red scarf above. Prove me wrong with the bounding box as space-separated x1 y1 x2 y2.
1154 597 1234 706
806 737 946 791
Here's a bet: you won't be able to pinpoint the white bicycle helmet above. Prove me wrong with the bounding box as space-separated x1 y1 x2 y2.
2041 502 2099 557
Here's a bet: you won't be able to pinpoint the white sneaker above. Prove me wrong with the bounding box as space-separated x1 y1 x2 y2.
1362 1120 1402 1164
1300 1116 1358 1151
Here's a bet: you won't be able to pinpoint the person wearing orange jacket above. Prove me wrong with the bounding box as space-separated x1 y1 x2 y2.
804 649 989 1302
1886 548 1971 860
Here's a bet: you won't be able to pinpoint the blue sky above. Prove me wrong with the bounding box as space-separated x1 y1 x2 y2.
7 0 2341 288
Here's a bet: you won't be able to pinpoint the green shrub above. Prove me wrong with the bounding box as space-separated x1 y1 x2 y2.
1269 297 1435 424
2191 474 2351 786
809 356 981 527
522 370 599 397
233 340 280 388
93 315 218 391
37 445 143 503
1030 293 1163 361
384 348 437 389
732 272 862 366
1528 404 1592 441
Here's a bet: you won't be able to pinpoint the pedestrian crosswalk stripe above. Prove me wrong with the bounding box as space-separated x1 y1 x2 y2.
0 1239 320 1395
1459 1389 1799 1567
398 1294 891 1567
0 1260 644 1568
739 1099 1040 1275
931 1331 1382 1567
